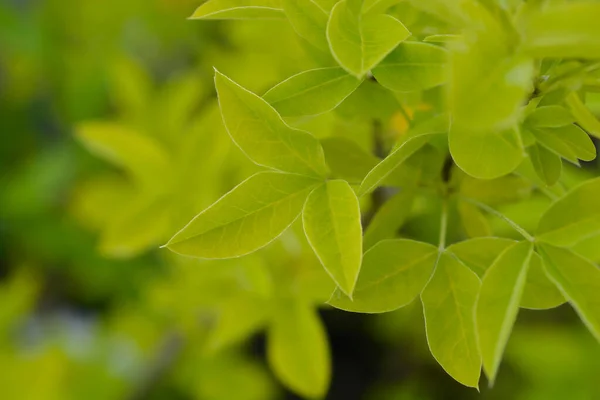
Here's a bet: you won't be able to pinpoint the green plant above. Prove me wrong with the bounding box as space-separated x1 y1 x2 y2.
80 0 600 397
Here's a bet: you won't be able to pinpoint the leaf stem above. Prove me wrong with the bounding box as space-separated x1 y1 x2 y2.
438 197 448 251
459 196 535 242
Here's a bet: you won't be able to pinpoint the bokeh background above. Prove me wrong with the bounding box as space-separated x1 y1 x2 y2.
1 0 600 399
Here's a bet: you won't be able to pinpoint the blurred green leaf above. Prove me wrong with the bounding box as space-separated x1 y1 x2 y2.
190 0 285 20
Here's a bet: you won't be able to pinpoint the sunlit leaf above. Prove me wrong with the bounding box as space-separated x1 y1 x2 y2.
215 70 328 178
476 241 533 384
190 0 284 20
329 239 437 313
421 252 482 388
327 0 410 78
268 301 331 398
531 124 596 165
566 92 600 139
282 0 330 51
537 177 600 247
450 126 524 179
372 41 448 92
538 244 600 342
263 67 362 117
166 172 320 258
525 106 574 129
302 180 363 296
528 144 562 187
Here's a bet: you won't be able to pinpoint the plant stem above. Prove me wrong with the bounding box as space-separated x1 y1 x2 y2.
438 198 448 251
460 196 535 242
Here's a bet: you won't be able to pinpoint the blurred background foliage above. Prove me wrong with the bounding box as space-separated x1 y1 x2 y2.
0 0 599 399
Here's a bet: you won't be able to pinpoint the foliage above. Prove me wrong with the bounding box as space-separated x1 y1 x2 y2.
2 0 600 399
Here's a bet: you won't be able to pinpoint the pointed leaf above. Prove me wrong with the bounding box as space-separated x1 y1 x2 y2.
531 125 596 164
520 253 564 310
566 91 600 139
539 244 600 342
166 172 319 258
263 67 362 117
190 0 284 20
268 301 331 398
476 241 533 384
282 0 330 50
372 41 448 92
358 114 449 196
328 239 438 313
215 70 328 178
327 0 410 78
525 106 575 128
421 252 482 388
302 180 363 296
537 177 600 247
528 143 562 187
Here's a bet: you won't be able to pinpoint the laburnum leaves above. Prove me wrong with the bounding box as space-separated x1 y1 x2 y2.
167 0 600 395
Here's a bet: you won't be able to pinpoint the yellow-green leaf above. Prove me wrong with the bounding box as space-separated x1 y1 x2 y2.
320 136 378 184
523 2 600 59
166 172 320 258
566 91 600 139
190 0 284 20
476 241 533 384
537 177 600 247
421 252 482 388
263 67 362 117
215 70 328 178
531 124 596 165
282 0 330 50
372 41 448 92
302 180 363 297
327 0 411 78
528 143 562 187
268 301 331 398
363 189 415 249
538 244 600 342
328 239 437 313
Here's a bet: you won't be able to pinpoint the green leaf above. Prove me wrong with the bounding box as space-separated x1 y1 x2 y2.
476 241 533 384
423 34 462 44
421 252 482 388
531 124 596 164
448 237 515 278
525 106 575 128
537 177 600 247
523 2 600 59
328 239 438 313
75 122 170 190
520 252 564 310
363 189 415 249
215 70 328 178
263 67 362 117
320 136 378 184
449 29 534 132
190 0 284 20
327 0 411 78
450 126 524 179
282 0 329 50
268 301 331 398
166 172 319 258
459 174 532 206
566 92 600 139
358 114 449 196
458 201 492 238
538 244 600 342
528 143 562 187
362 0 401 15
449 238 564 310
205 296 269 353
372 41 448 92
302 180 363 297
